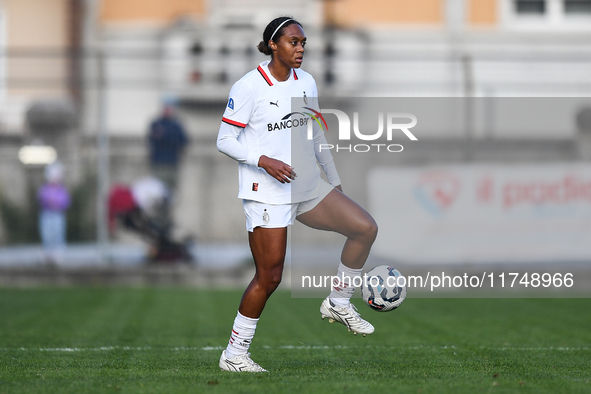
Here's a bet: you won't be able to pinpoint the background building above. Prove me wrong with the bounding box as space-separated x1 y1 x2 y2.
0 0 590 262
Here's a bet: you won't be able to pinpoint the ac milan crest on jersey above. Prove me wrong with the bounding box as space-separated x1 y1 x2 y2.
252 183 259 191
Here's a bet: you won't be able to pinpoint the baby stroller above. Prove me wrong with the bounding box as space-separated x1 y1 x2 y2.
109 178 194 263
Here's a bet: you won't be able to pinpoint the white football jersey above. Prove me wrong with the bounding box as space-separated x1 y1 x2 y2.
219 60 331 204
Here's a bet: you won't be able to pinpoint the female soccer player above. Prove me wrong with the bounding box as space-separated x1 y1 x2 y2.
217 16 378 372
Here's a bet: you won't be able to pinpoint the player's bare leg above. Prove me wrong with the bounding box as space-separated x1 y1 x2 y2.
297 188 378 269
297 188 377 336
239 227 287 318
220 226 287 372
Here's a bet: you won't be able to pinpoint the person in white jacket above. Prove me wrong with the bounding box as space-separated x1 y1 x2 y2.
217 16 378 373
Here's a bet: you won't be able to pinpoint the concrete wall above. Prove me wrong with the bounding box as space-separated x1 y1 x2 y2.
4 0 69 98
100 0 206 25
467 0 497 26
326 0 443 27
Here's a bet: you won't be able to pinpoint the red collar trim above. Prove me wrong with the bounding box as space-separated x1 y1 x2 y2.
258 64 298 85
257 65 273 86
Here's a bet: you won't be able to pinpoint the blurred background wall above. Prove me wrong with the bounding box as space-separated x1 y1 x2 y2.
0 0 591 255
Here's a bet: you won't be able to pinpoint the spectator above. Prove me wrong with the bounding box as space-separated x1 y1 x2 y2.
38 161 70 265
148 104 189 192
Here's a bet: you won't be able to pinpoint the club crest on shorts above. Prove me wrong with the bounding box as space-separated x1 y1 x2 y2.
303 91 308 105
263 209 269 224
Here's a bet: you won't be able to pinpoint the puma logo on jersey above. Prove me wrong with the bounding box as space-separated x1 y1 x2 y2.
270 100 279 107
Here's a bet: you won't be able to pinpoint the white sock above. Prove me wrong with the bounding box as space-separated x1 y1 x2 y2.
329 262 362 307
225 311 258 359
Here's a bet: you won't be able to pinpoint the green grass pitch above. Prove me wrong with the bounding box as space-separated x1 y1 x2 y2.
0 288 590 393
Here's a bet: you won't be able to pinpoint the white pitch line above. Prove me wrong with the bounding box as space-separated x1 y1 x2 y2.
491 347 591 351
0 345 589 352
269 345 590 351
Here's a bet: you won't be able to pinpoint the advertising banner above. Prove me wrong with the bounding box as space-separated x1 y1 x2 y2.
369 164 591 264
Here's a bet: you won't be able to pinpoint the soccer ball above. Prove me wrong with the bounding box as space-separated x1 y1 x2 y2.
361 265 407 312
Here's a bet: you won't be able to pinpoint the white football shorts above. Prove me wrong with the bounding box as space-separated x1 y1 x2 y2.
243 179 334 232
